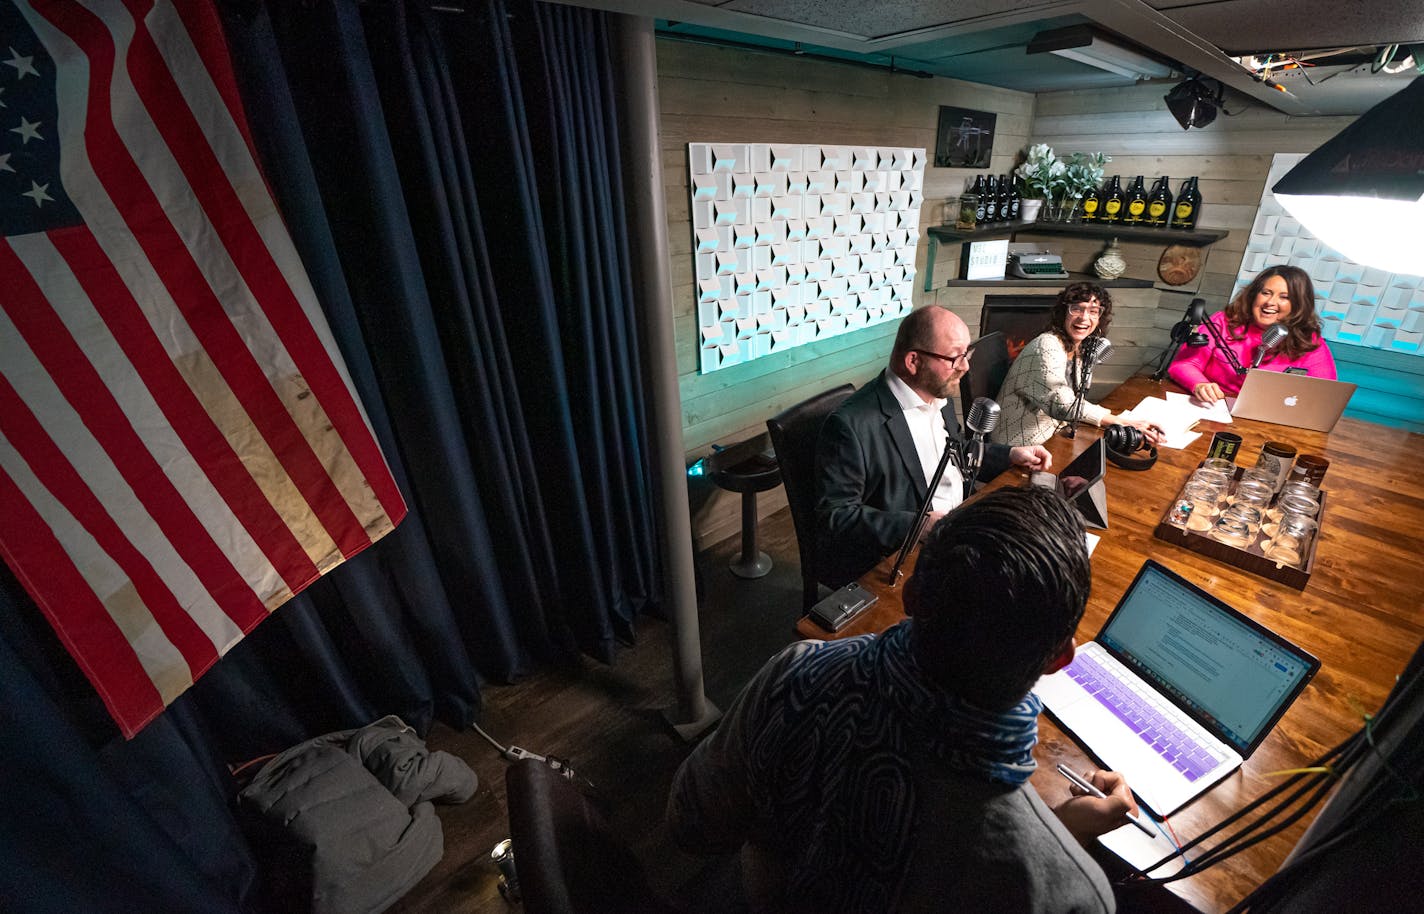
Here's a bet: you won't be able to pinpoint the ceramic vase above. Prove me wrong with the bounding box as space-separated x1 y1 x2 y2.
1094 238 1128 279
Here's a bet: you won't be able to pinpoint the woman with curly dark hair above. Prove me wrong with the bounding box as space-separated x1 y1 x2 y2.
992 282 1163 447
1170 265 1336 404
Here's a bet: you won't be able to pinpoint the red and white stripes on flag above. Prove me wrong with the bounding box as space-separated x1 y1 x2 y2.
0 0 406 737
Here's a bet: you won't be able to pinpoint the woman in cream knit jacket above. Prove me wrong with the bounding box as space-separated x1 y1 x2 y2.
991 282 1163 448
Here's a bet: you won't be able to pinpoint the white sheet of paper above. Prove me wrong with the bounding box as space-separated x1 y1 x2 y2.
1118 397 1204 449
1164 390 1234 424
1099 817 1188 878
1085 531 1100 556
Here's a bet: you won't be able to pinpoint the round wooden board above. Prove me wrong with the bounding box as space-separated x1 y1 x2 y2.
1158 244 1203 286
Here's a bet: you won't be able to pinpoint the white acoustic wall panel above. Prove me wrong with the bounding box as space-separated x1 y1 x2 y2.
690 143 927 373
1240 155 1424 354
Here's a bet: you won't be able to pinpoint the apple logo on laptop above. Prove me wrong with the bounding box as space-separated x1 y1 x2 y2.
1283 396 1298 407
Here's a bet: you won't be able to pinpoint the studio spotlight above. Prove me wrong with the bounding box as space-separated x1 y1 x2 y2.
1165 77 1224 130
1273 75 1424 276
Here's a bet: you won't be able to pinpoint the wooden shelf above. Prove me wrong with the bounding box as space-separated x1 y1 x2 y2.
927 221 1228 246
941 272 1155 288
922 221 1229 291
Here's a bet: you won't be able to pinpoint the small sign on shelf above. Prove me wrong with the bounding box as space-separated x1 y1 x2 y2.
962 239 1009 281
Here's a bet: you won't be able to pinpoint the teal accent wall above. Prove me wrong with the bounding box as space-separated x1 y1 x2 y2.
1334 341 1424 433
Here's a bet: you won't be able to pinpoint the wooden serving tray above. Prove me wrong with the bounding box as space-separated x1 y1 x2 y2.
1153 470 1326 590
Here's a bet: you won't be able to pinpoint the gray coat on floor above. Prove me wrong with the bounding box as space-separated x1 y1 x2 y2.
239 714 477 914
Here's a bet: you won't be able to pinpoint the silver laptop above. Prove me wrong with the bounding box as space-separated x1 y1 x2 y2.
1035 560 1320 816
1230 369 1356 433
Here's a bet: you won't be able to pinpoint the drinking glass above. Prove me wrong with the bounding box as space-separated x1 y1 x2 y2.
1210 515 1253 549
1266 514 1317 567
1231 479 1274 511
1200 458 1236 477
1222 503 1264 539
1266 493 1320 526
1170 480 1220 529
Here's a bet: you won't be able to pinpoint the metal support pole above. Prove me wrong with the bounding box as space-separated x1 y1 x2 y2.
612 14 720 741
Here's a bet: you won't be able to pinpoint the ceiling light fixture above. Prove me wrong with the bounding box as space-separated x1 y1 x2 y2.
1272 75 1424 276
1027 25 1173 81
1164 76 1225 129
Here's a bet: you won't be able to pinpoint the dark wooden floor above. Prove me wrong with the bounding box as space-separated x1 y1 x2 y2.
388 508 806 913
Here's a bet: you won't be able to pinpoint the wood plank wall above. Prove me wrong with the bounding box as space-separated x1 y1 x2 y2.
658 39 1036 546
1028 82 1355 369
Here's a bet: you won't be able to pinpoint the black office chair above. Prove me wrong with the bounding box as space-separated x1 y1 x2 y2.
766 383 856 611
960 330 1011 420
504 759 681 914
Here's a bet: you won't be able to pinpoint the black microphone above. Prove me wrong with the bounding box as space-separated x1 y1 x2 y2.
1066 338 1112 437
1077 337 1114 387
1186 298 1210 347
962 397 1000 496
1252 323 1289 369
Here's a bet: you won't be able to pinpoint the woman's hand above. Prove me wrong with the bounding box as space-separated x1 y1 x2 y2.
1192 381 1225 404
1102 415 1165 446
1125 418 1165 446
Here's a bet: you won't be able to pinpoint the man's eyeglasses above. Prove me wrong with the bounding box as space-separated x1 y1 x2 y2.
1068 303 1103 318
914 348 971 369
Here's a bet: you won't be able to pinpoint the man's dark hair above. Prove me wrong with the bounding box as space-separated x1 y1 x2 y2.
891 306 947 362
904 487 1091 710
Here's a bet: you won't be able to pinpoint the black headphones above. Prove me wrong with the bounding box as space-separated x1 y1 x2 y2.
1104 424 1158 471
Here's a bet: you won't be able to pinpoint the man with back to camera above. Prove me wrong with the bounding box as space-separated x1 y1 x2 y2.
814 305 1052 586
669 486 1136 913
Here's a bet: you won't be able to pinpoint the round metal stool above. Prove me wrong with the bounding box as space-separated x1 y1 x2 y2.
710 451 782 579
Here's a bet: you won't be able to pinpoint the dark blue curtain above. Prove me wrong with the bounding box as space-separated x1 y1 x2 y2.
0 1 660 910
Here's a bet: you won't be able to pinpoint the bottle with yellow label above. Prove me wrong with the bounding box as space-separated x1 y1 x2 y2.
1079 181 1103 224
1123 176 1148 226
1147 176 1173 228
1170 176 1201 230
1101 175 1124 224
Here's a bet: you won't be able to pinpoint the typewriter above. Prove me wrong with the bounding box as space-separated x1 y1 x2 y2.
1007 244 1070 280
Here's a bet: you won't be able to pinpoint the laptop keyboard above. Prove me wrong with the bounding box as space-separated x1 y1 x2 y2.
1065 650 1222 782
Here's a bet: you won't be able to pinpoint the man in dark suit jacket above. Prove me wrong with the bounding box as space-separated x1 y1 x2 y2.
814 306 1052 585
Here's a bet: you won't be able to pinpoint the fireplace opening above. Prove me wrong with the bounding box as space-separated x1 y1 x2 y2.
980 295 1055 362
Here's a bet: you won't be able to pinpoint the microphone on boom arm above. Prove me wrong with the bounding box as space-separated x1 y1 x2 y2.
1153 299 1208 381
1067 337 1113 438
1252 323 1289 370
960 397 1001 496
887 397 1002 586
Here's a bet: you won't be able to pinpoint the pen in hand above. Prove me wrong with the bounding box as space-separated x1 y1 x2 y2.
1056 763 1156 837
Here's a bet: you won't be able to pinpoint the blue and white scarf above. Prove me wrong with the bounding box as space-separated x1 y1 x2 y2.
744 621 1041 912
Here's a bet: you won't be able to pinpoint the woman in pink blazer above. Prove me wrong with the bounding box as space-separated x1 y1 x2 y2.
1170 265 1336 403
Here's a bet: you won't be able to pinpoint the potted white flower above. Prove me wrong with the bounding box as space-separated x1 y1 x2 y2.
1014 145 1112 222
1058 151 1111 222
1013 144 1066 221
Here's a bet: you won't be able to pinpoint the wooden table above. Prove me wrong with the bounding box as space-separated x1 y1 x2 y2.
795 375 1424 912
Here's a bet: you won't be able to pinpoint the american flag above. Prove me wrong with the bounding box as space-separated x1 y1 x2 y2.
0 0 406 737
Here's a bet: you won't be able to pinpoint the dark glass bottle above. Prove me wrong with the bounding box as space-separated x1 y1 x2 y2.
996 174 1012 222
1079 180 1103 224
1101 175 1125 224
1170 177 1201 230
1147 176 1174 228
1006 176 1021 221
971 175 987 224
984 175 999 223
1123 176 1149 226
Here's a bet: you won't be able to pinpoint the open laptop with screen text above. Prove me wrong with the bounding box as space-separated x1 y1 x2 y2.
1230 369 1356 433
1034 560 1320 816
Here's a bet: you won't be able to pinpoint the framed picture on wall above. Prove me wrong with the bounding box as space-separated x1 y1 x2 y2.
934 106 996 169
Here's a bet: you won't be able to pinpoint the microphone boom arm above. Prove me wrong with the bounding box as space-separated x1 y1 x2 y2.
887 433 958 586
1197 310 1249 376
